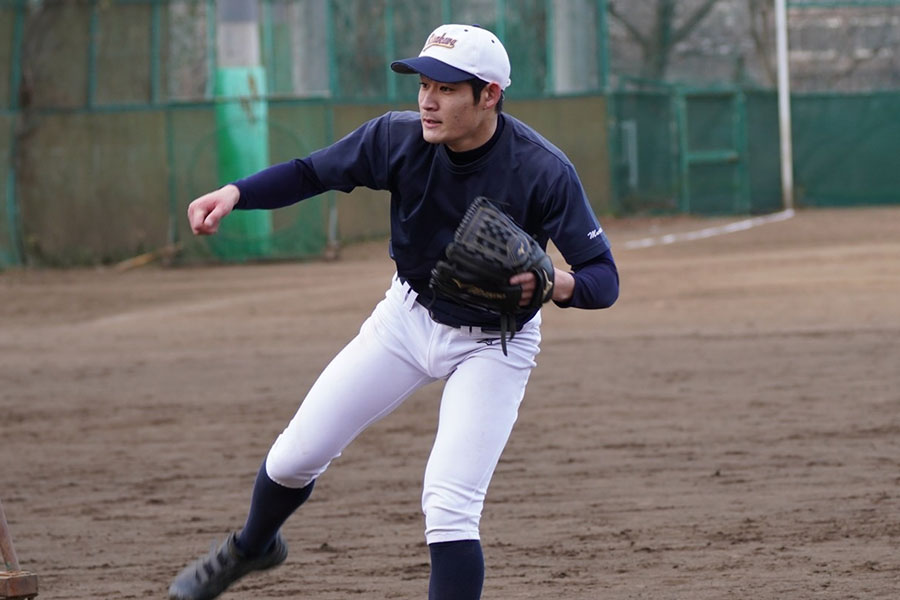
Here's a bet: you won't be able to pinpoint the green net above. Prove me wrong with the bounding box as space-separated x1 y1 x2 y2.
1 0 899 267
793 92 900 206
0 114 16 268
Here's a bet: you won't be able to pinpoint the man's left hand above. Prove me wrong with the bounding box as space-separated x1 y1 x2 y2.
510 268 574 306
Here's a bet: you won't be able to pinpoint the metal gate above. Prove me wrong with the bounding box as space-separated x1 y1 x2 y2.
675 89 751 215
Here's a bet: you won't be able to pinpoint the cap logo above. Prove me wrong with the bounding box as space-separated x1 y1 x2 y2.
423 32 456 51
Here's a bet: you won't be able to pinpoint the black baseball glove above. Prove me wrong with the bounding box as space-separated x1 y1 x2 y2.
429 197 555 355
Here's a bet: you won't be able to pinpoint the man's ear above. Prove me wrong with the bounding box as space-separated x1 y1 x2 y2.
482 82 502 110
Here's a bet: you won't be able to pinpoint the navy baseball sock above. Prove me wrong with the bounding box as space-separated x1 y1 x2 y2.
428 539 484 600
235 461 315 557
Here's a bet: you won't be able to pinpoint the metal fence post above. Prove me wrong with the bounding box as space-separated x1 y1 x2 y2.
3 0 26 267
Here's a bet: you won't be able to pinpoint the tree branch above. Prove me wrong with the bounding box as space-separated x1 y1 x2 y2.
607 2 649 50
672 0 721 45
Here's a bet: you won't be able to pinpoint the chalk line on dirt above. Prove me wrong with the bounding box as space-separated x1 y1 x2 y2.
623 209 795 250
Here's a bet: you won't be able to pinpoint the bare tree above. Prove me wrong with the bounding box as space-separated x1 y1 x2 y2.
746 0 777 86
747 3 900 92
822 10 899 91
608 0 723 80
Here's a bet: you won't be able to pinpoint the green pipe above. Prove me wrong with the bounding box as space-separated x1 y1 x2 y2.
544 0 553 93
205 0 216 99
734 91 751 213
325 104 338 250
8 0 23 110
385 0 397 100
4 0 26 266
494 0 506 40
597 0 610 91
261 0 275 90
87 0 99 108
164 107 178 246
604 92 620 215
326 0 338 97
150 0 161 104
598 0 615 213
441 0 453 24
674 91 691 213
3 137 19 268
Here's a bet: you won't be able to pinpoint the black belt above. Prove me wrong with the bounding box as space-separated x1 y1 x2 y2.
399 275 516 355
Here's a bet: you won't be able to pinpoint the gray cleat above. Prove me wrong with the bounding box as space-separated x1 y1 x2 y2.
168 531 287 600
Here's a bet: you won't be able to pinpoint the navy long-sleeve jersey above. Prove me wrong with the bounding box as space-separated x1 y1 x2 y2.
234 111 618 329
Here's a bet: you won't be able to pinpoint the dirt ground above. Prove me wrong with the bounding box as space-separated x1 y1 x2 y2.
2 206 899 599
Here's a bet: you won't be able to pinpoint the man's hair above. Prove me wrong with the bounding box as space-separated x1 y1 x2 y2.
469 78 504 114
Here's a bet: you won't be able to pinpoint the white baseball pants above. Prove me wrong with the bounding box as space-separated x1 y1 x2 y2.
265 274 541 543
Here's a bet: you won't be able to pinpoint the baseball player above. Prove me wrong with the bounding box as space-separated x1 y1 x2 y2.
169 24 618 600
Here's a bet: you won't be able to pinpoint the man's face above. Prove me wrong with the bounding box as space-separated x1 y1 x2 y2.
417 76 495 152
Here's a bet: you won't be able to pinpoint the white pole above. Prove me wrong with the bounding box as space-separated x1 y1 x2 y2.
774 0 795 210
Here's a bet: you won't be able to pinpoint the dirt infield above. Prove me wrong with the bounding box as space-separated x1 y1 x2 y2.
2 206 899 599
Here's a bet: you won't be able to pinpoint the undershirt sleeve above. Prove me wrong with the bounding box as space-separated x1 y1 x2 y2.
232 114 392 210
233 159 326 210
552 248 619 309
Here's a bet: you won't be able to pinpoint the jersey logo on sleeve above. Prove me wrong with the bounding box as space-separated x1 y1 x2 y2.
587 226 603 240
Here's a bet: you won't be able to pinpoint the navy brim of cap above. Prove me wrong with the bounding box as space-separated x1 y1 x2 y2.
390 56 475 83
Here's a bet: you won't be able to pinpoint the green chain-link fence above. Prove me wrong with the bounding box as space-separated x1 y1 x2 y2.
1 0 898 267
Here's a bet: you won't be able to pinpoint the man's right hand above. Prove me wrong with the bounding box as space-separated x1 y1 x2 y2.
187 184 241 235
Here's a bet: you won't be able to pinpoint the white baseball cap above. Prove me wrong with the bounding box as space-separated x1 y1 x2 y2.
391 24 511 90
